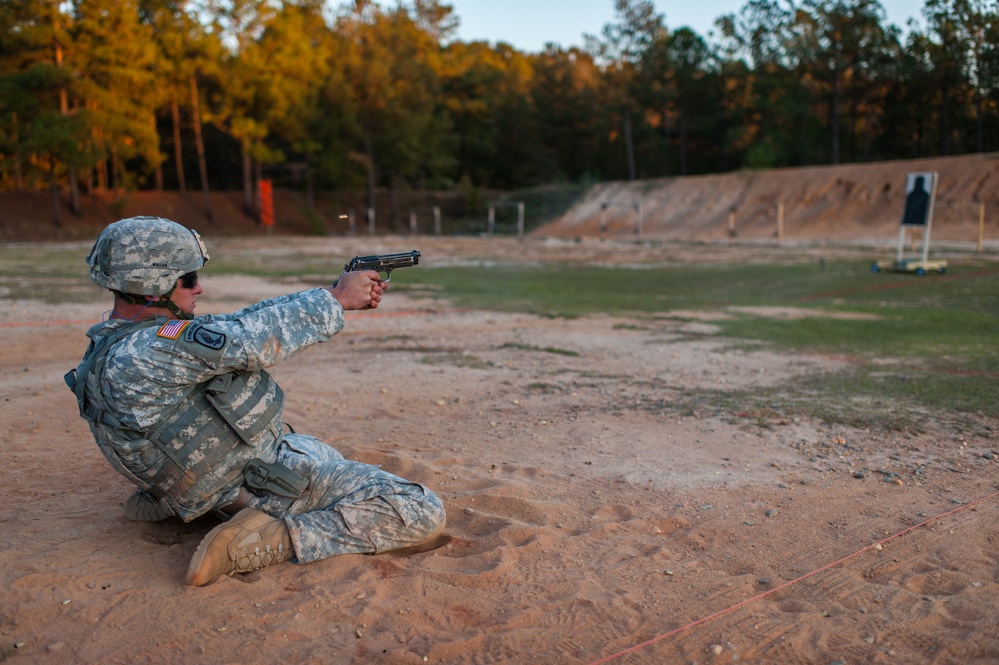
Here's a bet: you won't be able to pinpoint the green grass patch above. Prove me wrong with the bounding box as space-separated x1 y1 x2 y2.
418 352 493 370
0 243 92 280
500 342 580 356
416 260 999 423
416 261 890 315
0 243 106 303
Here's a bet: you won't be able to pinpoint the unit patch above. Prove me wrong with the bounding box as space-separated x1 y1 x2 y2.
156 320 192 340
184 324 227 350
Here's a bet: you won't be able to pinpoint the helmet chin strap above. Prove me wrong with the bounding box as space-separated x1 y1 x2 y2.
119 287 193 320
153 295 193 320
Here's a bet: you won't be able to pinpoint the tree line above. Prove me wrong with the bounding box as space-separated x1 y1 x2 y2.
2 0 997 223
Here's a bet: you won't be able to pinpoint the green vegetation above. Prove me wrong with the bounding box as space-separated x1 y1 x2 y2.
500 342 580 357
3 0 998 218
0 244 91 279
0 242 99 303
418 352 492 370
410 259 999 426
415 259 996 316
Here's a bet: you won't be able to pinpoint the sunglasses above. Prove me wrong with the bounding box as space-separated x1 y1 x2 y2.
180 271 199 289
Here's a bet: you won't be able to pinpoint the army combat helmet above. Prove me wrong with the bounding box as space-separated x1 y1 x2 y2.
87 216 209 319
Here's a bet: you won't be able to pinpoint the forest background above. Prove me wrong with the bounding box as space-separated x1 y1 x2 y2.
3 0 999 233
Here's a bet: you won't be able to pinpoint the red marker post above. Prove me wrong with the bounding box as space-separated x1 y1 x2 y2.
259 179 274 232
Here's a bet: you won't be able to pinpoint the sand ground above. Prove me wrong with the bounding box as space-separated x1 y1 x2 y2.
1 236 997 664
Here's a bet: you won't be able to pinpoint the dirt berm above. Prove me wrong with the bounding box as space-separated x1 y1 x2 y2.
538 153 999 246
3 153 998 245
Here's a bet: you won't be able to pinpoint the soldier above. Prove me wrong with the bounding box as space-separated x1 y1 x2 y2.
66 216 446 586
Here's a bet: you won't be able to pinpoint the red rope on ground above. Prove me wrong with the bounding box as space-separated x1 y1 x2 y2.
587 488 999 665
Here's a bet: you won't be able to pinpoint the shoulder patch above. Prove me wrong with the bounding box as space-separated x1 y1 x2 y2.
184 324 227 350
156 320 192 340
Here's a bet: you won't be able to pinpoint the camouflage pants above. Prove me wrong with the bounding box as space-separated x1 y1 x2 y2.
244 433 446 563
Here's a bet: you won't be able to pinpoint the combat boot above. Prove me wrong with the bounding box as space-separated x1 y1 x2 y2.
124 489 174 521
185 508 293 586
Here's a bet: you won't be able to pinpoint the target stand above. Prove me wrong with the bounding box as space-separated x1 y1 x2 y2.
871 171 947 276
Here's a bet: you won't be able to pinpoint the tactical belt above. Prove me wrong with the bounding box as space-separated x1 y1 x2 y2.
243 458 308 499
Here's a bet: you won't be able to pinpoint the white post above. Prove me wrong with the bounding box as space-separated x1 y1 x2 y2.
922 173 938 263
367 208 375 235
410 210 417 234
488 206 495 236
777 202 784 246
348 210 356 235
979 202 985 253
517 201 525 239
434 207 442 236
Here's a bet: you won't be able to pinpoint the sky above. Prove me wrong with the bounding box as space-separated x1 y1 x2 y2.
449 0 928 53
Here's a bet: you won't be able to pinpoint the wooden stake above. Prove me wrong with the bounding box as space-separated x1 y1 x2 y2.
777 202 784 246
979 202 985 253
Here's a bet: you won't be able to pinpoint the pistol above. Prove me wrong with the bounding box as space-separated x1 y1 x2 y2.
343 250 420 282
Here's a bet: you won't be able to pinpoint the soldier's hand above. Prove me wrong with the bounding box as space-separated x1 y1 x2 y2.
328 270 388 310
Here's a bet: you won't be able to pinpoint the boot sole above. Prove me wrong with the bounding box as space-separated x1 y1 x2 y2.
124 493 173 522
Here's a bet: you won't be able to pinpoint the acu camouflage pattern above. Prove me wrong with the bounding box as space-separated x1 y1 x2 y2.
87 216 208 296
73 317 287 516
241 434 446 562
77 287 446 561
142 366 286 509
69 317 269 519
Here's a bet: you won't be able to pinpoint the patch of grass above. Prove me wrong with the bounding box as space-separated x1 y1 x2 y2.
525 382 567 393
418 352 493 370
713 308 997 368
707 307 998 420
0 277 93 302
417 260 999 421
0 243 92 280
417 261 891 315
500 342 580 356
638 361 993 431
420 260 999 315
829 365 991 419
376 334 416 342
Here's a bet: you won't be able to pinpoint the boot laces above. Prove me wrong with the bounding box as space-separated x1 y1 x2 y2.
234 543 290 573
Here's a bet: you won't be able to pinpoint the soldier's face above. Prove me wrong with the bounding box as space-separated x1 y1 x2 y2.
171 276 203 316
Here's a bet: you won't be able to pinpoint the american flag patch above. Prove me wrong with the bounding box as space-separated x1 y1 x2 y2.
156 320 191 339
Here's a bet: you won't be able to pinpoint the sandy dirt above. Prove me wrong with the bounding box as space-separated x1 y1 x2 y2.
1 234 997 665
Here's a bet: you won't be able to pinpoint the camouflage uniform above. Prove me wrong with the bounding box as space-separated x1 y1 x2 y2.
77 222 444 564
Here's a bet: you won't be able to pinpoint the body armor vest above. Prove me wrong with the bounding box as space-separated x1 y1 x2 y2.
66 319 285 517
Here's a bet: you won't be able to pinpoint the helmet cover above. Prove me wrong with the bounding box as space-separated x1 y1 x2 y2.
86 216 209 296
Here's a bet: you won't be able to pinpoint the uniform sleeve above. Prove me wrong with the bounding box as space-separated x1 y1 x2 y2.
194 288 345 373
104 288 344 429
